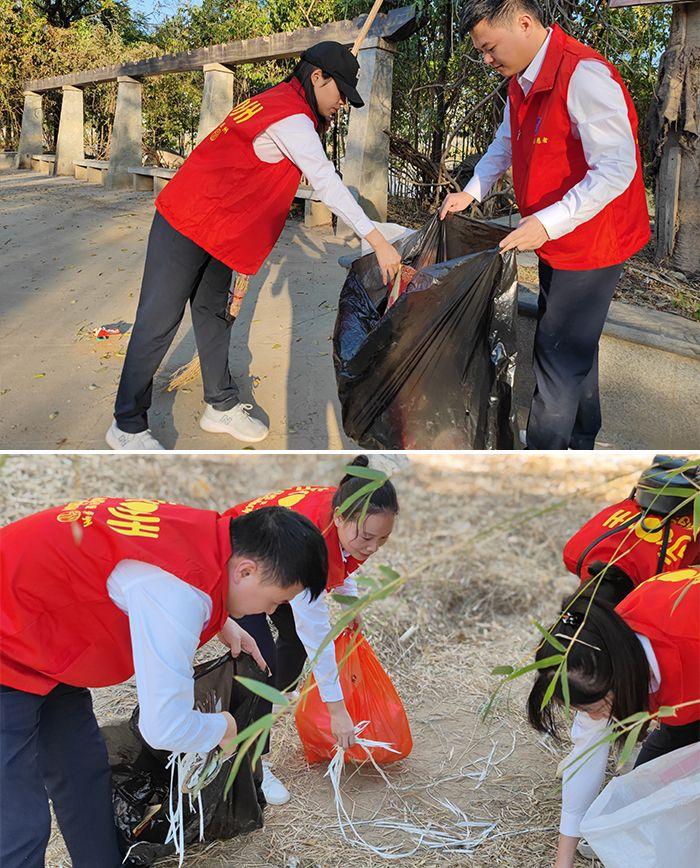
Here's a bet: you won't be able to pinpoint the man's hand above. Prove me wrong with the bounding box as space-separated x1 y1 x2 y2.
327 700 356 749
218 710 238 755
217 618 268 673
365 228 402 285
499 214 549 252
439 190 475 220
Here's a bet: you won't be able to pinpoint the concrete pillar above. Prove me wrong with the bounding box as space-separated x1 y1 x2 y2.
305 199 333 228
196 63 235 145
106 76 142 190
16 91 43 169
54 85 84 176
341 38 395 229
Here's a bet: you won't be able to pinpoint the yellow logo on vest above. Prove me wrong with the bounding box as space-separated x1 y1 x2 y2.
229 98 264 124
532 136 549 145
106 500 163 539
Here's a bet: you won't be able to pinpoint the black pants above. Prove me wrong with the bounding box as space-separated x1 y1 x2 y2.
114 210 240 433
236 604 308 755
635 719 700 768
0 683 123 868
526 260 623 450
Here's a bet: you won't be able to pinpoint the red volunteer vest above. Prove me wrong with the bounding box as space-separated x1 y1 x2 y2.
616 569 700 726
509 24 650 270
224 486 361 591
155 78 318 275
0 498 232 694
563 497 699 587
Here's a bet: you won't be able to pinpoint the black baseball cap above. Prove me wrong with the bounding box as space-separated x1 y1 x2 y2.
301 41 365 108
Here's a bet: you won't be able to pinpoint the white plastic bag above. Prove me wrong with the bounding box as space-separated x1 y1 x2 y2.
580 742 700 868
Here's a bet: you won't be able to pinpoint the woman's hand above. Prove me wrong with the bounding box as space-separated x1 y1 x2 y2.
439 190 475 220
218 710 238 755
327 700 356 749
365 228 402 284
217 618 269 674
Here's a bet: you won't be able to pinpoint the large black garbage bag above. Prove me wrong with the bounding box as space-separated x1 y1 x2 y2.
101 653 266 866
333 213 518 449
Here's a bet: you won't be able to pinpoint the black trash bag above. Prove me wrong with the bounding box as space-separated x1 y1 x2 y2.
333 213 518 449
101 653 267 866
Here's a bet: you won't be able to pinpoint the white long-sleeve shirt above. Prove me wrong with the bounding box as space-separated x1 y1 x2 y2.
289 570 359 704
464 28 638 240
558 633 661 837
253 115 375 239
107 559 227 756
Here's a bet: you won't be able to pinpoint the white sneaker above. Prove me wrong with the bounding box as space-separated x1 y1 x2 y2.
106 421 165 450
199 403 269 443
577 839 596 859
261 761 290 805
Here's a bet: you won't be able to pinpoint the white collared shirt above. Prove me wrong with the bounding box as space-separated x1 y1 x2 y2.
558 633 662 837
253 116 375 239
464 28 639 240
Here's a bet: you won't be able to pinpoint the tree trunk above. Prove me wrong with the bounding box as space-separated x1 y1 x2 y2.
651 2 700 277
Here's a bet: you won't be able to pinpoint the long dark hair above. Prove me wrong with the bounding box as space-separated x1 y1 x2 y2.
285 59 331 135
527 589 649 739
332 455 399 523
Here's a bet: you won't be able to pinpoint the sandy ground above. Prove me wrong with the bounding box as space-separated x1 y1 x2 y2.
0 451 656 867
0 169 359 450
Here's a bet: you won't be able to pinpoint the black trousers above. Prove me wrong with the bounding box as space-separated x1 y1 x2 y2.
635 719 700 768
235 604 308 755
0 683 123 868
526 260 623 450
114 210 240 433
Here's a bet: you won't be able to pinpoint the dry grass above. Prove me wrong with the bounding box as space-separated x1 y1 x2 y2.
0 452 650 867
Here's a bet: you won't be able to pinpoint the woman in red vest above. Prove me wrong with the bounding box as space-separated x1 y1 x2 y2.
441 1 650 450
107 41 402 451
527 569 700 868
222 455 399 805
0 500 327 868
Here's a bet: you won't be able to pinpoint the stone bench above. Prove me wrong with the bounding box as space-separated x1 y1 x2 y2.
73 159 110 184
30 154 55 174
128 166 177 195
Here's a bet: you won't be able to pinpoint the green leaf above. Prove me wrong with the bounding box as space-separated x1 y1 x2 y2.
354 574 376 587
249 729 268 775
532 618 567 653
504 654 564 681
223 731 258 798
341 464 388 482
331 593 359 606
539 666 560 711
491 665 515 676
219 713 275 753
234 676 289 707
618 710 650 724
656 705 679 719
377 564 400 582
617 720 644 770
336 480 377 517
561 658 570 716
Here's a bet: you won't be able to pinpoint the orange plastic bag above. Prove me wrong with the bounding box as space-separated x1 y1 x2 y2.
294 629 413 764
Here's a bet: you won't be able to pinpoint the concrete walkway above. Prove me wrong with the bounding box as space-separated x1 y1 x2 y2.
1 169 359 449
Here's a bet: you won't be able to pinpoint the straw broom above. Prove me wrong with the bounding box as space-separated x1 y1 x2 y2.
166 1 384 392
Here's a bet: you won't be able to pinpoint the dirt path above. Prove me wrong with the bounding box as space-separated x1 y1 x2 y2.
0 453 643 866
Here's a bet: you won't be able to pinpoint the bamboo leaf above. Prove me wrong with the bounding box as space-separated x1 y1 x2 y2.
235 676 289 707
378 564 400 582
656 705 679 719
671 580 695 614
249 730 268 775
220 713 275 753
223 731 258 798
561 658 570 716
504 654 564 681
332 593 359 606
618 710 650 724
616 720 644 770
491 665 515 676
539 666 560 711
336 481 377 517
341 464 388 482
532 618 567 653
354 574 376 587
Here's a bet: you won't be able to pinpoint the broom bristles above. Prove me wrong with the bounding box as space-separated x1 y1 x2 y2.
166 355 202 391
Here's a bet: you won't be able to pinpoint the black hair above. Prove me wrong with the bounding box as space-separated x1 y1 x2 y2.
527 588 649 740
461 0 543 32
285 59 331 136
332 455 399 523
581 561 636 608
229 506 327 600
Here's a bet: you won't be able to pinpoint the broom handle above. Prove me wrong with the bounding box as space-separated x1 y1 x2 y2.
351 0 384 55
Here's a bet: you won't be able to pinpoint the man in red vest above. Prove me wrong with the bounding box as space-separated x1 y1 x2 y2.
441 0 650 450
0 500 327 868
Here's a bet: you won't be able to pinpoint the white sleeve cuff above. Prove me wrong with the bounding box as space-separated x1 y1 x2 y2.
559 809 585 838
534 201 573 241
464 175 486 203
